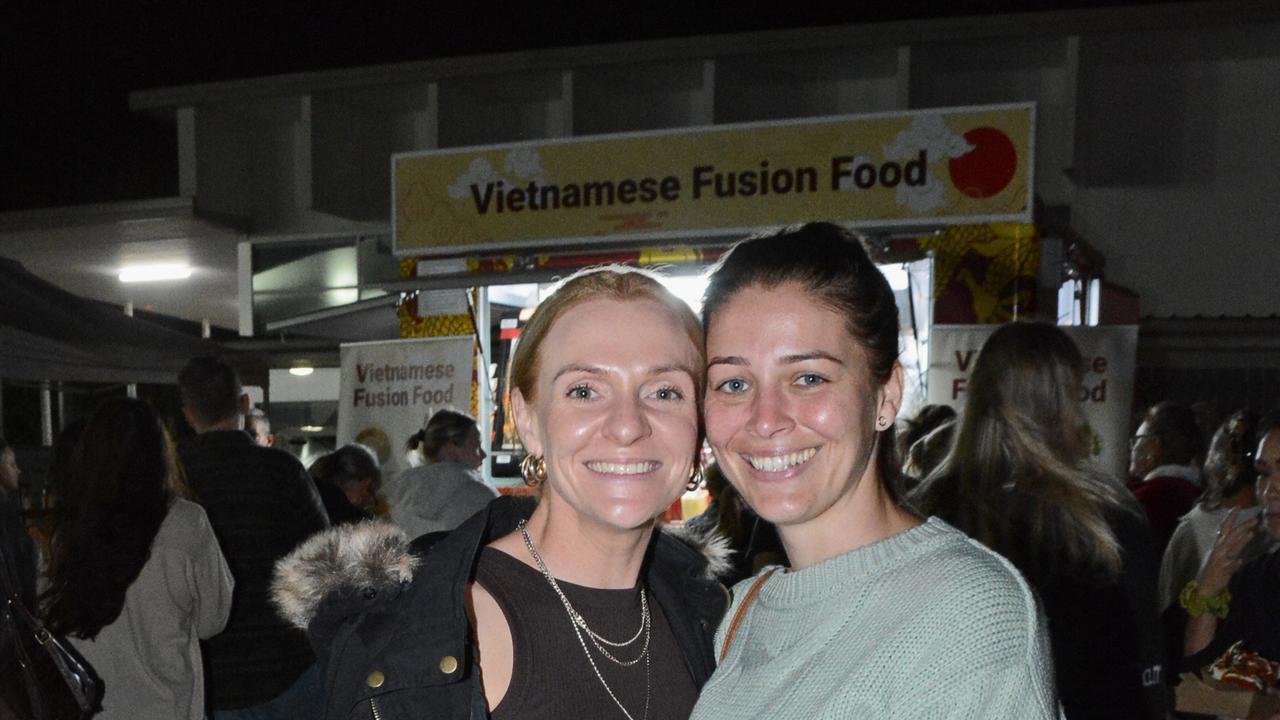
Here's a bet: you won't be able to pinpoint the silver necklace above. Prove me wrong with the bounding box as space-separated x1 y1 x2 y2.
518 519 651 720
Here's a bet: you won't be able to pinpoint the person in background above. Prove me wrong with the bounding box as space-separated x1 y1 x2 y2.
1180 412 1280 667
387 409 496 539
692 224 1056 720
0 435 36 609
177 356 329 720
403 429 427 469
272 267 729 720
896 405 956 478
902 417 957 488
1129 401 1207 555
245 408 275 448
308 444 381 526
42 398 234 720
913 321 1165 720
1158 410 1266 612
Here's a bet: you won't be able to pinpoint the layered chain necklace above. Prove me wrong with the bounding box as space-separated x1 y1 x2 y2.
518 519 651 720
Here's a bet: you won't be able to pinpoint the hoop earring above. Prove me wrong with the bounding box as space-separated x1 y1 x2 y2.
876 416 887 430
520 454 547 487
686 464 704 493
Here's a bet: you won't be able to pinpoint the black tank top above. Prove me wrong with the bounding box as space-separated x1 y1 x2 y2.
476 547 699 720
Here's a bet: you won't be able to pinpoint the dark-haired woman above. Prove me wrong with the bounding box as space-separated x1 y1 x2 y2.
691 223 1056 720
42 399 234 720
913 321 1165 719
309 444 382 526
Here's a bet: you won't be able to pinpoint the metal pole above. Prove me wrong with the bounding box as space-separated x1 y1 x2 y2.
56 386 66 431
40 382 53 447
475 286 493 488
124 302 138 399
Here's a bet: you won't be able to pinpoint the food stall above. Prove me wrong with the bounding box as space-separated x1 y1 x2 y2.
337 103 1039 512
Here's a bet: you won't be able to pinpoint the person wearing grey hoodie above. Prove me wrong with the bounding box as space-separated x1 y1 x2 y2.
387 410 495 539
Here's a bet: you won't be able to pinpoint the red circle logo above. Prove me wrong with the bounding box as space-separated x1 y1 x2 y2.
947 127 1017 199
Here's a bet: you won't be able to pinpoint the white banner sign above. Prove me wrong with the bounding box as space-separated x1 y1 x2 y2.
927 325 1138 479
337 337 475 471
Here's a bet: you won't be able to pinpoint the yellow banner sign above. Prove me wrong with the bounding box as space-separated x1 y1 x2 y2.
394 103 1034 255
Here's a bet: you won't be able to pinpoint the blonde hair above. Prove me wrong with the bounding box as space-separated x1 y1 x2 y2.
911 322 1132 582
509 266 705 403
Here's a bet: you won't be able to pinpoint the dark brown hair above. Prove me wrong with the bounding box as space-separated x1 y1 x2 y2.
912 322 1131 583
43 398 185 638
177 356 242 427
701 222 904 500
421 409 478 463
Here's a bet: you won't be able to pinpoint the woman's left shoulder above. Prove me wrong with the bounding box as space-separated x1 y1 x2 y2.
152 498 215 549
910 518 1041 616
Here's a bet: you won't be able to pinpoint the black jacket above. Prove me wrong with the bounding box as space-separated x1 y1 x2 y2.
181 429 330 708
272 495 730 720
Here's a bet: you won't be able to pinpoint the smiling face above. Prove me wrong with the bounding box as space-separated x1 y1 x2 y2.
704 282 902 531
513 298 701 532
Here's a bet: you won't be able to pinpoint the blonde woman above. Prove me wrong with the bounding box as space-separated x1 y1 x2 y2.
274 268 729 720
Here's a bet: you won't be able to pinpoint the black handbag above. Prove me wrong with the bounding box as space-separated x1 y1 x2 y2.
0 540 101 720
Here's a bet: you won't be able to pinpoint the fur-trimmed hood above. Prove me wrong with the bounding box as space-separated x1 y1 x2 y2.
272 520 418 630
272 515 732 630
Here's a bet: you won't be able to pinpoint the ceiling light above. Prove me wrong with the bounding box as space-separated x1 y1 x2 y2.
300 425 324 433
289 366 314 377
118 263 192 283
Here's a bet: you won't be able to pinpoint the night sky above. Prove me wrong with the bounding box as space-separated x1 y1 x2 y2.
2 1 1174 213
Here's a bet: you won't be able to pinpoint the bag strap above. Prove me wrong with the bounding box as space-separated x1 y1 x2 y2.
0 534 22 605
718 567 777 664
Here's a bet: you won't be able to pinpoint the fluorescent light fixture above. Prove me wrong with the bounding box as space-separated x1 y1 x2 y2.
300 425 324 433
288 366 314 377
118 263 192 283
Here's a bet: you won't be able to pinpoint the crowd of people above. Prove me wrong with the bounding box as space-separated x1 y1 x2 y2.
2 220 1277 719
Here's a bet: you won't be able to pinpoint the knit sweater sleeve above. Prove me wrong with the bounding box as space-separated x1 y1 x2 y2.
900 605 1059 720
898 551 1060 720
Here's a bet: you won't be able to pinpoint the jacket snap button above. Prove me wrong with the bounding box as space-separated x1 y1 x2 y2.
362 587 378 600
439 655 459 675
366 670 385 688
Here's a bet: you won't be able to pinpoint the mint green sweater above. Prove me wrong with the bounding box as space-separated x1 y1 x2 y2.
690 518 1060 720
